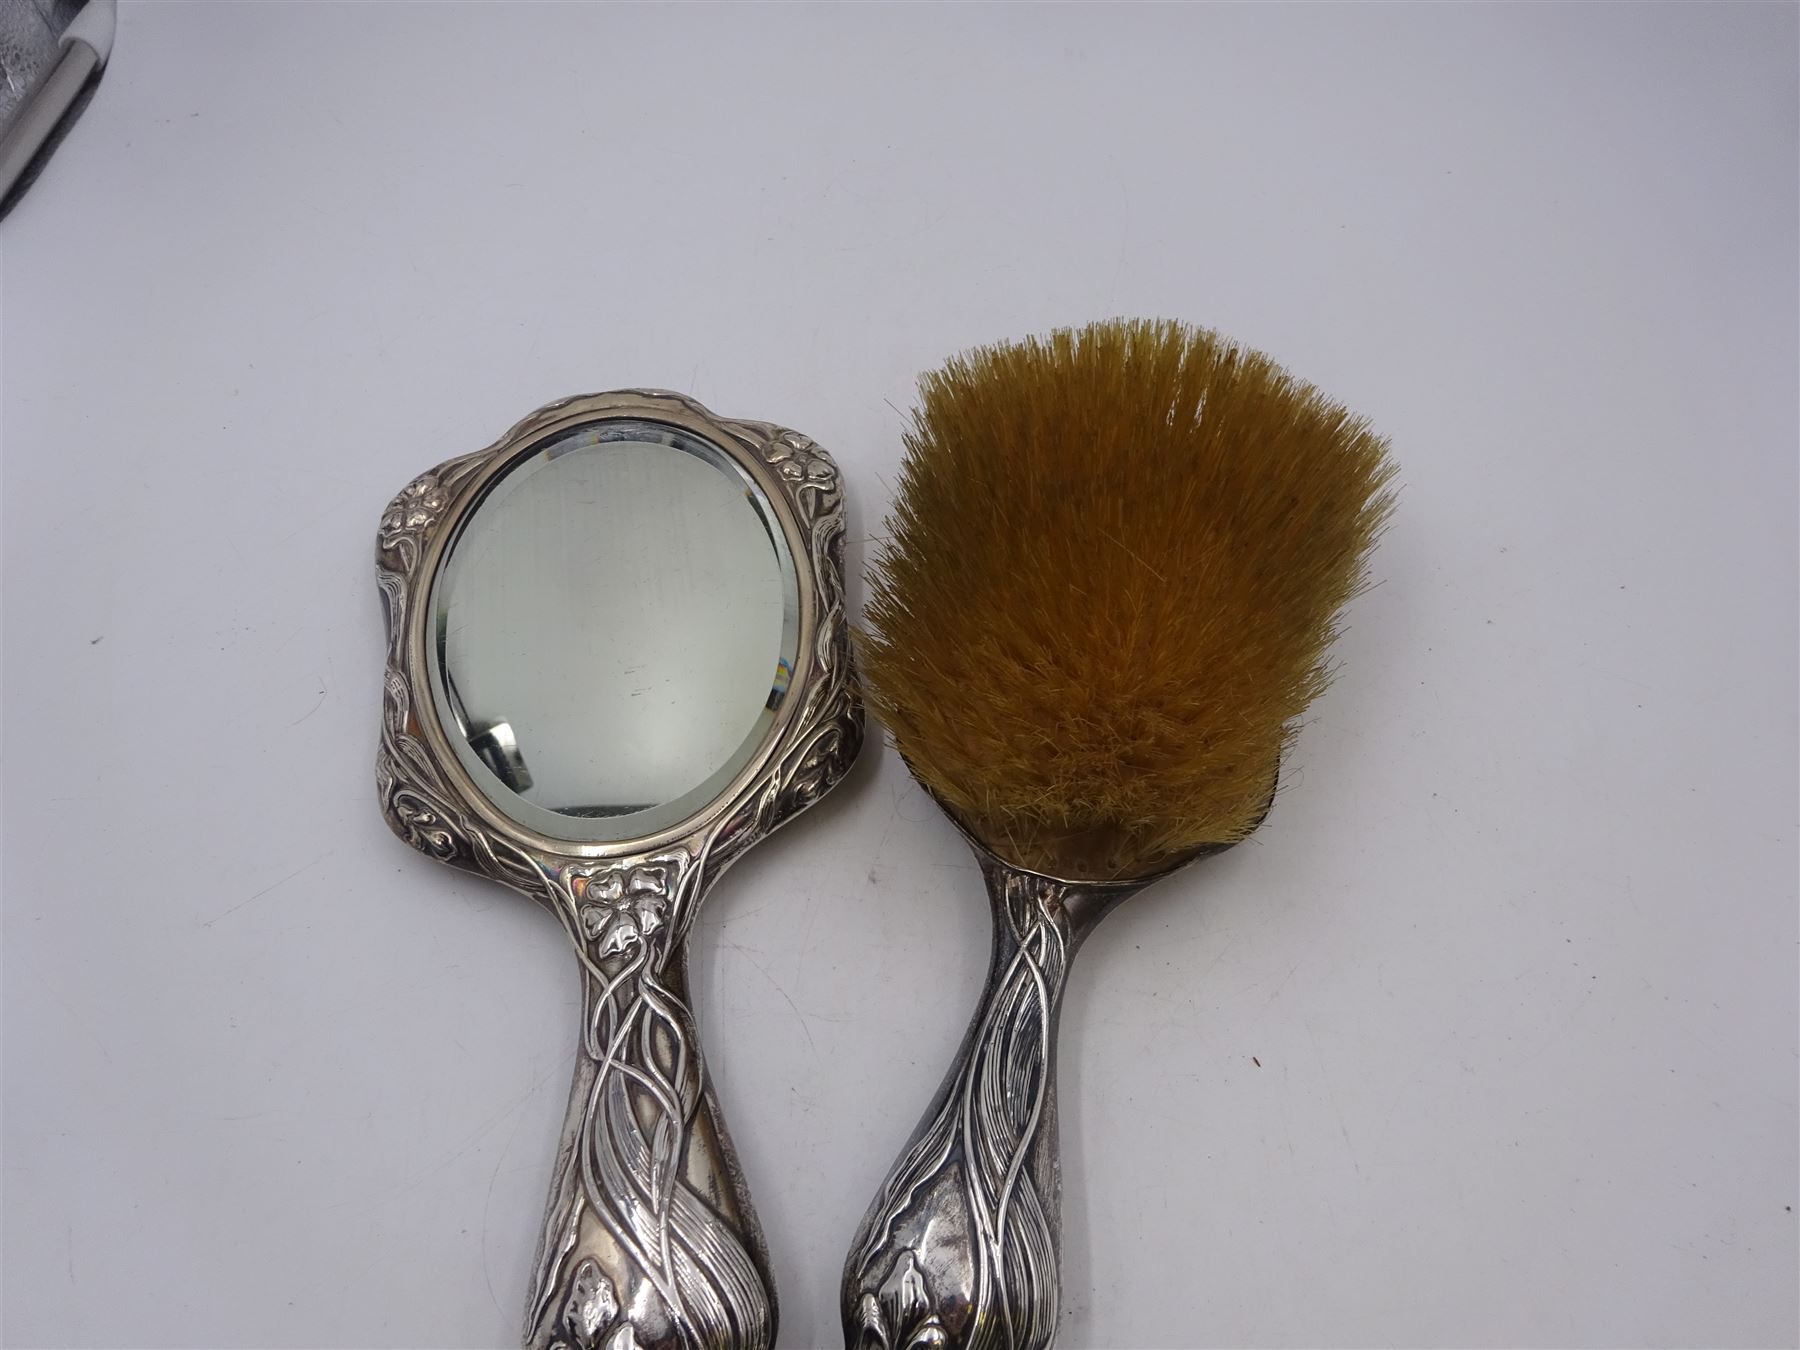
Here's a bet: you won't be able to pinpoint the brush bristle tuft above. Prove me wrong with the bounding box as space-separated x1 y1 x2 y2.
860 319 1396 880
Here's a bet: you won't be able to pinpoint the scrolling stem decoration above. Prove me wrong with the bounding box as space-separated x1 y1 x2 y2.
375 391 861 1350
528 850 772 1350
843 854 1149 1350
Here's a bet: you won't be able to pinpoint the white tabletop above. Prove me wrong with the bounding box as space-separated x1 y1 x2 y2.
3 5 1795 1347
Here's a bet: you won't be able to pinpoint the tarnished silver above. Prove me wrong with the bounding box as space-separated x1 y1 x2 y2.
841 817 1250 1350
376 389 862 1350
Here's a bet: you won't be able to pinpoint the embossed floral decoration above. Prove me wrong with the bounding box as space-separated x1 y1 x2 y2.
576 863 672 957
549 1257 639 1350
853 1248 948 1350
765 430 839 487
378 473 450 549
390 793 459 860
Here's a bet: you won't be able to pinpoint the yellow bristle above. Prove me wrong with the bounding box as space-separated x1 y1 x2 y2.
860 318 1396 880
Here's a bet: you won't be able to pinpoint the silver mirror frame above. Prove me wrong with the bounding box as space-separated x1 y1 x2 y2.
375 389 863 1350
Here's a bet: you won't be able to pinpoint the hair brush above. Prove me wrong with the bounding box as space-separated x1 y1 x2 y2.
841 318 1395 1349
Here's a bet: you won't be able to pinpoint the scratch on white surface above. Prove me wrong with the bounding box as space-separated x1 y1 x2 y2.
33 969 116 1065
268 624 307 656
481 1091 535 1318
715 896 776 928
1532 986 1596 1058
1265 956 1302 1002
201 853 333 927
1302 1009 1362 1178
288 675 328 726
721 940 817 1057
272 505 340 547
354 1052 573 1213
792 890 824 968
1370 1022 1464 1162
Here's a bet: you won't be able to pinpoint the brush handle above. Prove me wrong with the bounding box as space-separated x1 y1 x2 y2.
842 851 1146 1350
526 933 775 1350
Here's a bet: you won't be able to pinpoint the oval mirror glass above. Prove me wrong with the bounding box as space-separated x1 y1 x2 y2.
428 418 800 843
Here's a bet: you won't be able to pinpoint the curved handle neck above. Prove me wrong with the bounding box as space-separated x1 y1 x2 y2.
525 858 776 1350
972 846 1154 954
842 850 1153 1350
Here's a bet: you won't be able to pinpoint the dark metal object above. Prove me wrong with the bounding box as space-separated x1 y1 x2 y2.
0 0 112 220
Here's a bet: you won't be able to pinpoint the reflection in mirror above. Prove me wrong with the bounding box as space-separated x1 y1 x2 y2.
428 419 800 842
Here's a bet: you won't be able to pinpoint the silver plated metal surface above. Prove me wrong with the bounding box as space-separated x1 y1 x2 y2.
376 389 862 1350
841 826 1245 1350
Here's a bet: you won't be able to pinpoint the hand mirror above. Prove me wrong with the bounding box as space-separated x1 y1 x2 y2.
374 390 862 1350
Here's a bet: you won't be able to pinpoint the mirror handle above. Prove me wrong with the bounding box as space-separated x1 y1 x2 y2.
525 924 776 1350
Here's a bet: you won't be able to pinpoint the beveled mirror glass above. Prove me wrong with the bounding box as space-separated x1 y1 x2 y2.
429 419 800 842
374 390 861 1350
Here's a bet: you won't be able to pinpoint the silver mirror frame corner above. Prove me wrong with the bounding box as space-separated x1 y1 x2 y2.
375 387 863 888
